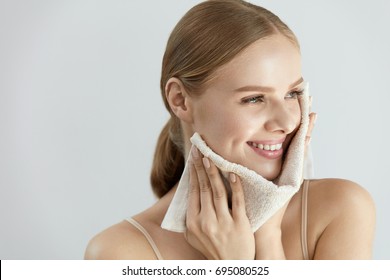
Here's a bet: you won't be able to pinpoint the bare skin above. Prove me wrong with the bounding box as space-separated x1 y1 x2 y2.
84 178 375 259
84 107 375 260
84 35 375 259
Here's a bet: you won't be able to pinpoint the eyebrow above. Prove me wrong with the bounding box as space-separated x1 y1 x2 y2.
233 77 304 93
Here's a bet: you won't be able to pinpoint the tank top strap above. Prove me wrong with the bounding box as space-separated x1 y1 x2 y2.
301 179 310 260
125 217 163 260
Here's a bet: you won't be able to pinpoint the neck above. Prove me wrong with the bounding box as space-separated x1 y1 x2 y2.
146 183 179 225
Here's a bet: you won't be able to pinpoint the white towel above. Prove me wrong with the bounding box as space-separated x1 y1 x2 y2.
161 84 312 232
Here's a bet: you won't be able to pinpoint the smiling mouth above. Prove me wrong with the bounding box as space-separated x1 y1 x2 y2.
247 141 284 160
247 141 283 151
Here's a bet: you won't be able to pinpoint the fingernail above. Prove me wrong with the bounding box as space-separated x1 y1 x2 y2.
191 147 199 159
229 173 236 183
307 136 312 145
202 157 210 169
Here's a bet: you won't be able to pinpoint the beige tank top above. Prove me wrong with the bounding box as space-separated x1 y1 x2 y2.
125 179 310 260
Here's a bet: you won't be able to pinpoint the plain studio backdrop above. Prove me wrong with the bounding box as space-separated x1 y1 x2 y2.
0 0 389 259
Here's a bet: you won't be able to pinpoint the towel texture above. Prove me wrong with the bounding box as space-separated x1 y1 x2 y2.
161 84 311 232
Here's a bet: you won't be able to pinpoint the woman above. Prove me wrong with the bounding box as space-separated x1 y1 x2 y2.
85 0 375 259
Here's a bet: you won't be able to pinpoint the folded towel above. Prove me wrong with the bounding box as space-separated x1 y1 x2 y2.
161 84 311 232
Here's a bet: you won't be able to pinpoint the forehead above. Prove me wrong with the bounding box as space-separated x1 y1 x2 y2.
208 34 302 90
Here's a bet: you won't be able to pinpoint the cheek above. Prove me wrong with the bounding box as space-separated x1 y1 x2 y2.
193 102 248 151
288 101 302 126
196 105 241 138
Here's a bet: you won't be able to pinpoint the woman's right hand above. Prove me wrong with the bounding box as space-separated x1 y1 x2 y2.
184 147 255 260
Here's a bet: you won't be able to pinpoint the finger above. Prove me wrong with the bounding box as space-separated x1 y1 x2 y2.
305 112 317 146
229 173 247 220
202 157 230 218
191 147 214 213
187 160 200 220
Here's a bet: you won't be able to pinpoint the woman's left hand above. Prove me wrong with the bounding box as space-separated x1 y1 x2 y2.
305 98 317 148
254 109 317 259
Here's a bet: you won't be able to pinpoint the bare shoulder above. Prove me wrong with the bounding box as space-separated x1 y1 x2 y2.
308 178 376 259
309 178 375 214
84 220 158 260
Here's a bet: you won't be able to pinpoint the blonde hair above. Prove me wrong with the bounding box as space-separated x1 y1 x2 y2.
150 0 300 198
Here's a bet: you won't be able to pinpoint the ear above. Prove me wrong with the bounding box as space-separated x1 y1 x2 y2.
165 77 194 123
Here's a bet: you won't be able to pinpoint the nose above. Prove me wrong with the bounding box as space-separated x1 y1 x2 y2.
263 102 299 134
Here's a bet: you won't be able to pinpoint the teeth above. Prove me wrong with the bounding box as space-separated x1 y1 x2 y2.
250 142 282 151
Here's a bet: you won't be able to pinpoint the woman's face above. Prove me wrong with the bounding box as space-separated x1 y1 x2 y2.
189 34 303 180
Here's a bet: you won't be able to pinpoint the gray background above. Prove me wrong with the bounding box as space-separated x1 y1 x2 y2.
0 0 389 259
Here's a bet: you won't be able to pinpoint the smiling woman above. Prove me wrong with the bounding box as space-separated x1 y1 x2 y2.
84 0 375 260
183 35 303 180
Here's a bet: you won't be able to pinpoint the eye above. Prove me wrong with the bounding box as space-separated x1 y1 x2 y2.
285 89 304 99
241 95 264 104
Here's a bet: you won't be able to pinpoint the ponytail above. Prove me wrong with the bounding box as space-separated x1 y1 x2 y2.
150 117 184 198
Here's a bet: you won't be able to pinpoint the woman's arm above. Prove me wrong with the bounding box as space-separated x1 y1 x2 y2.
254 205 288 259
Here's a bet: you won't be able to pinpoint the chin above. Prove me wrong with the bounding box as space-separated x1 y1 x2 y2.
253 164 282 181
261 171 280 181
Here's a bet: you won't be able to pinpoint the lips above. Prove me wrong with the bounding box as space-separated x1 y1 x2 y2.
247 139 285 160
